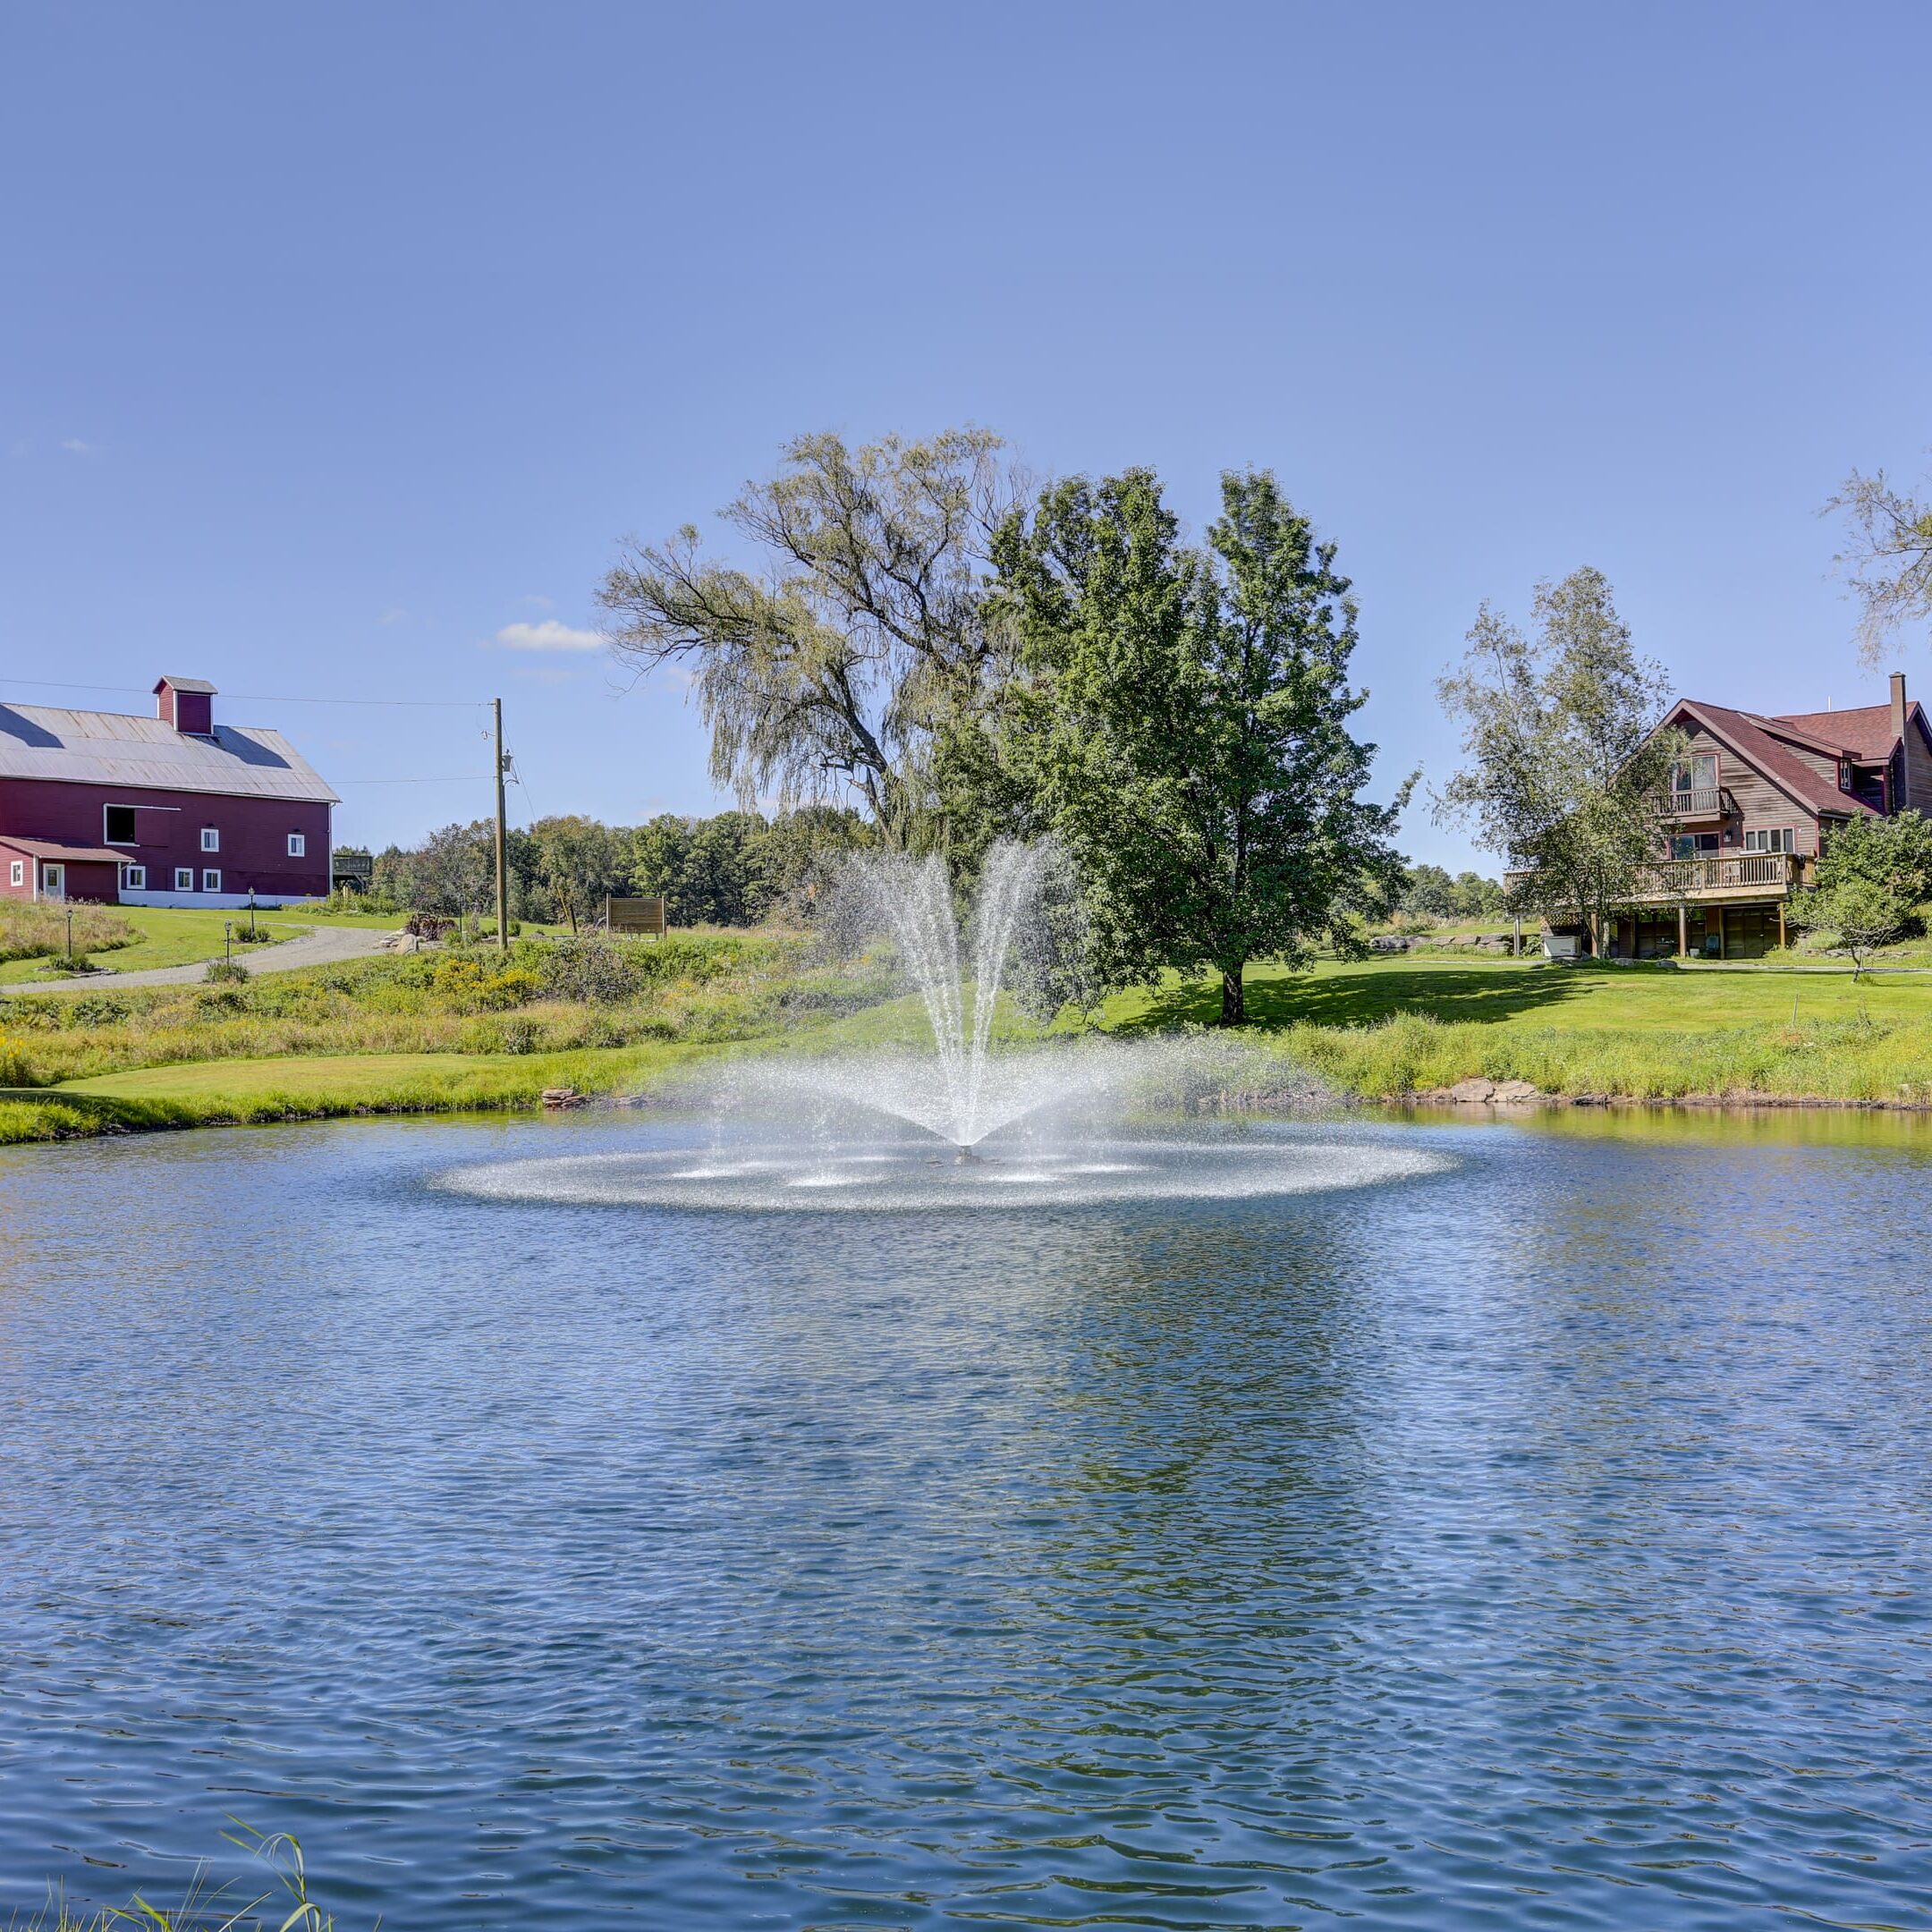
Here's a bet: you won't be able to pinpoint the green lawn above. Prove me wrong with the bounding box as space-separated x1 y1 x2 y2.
0 906 308 982
1105 953 1932 1032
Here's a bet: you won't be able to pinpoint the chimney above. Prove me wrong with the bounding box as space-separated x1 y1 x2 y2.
1892 672 1908 749
154 675 216 735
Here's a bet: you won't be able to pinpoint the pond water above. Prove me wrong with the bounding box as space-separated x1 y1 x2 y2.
1 1110 1929 1929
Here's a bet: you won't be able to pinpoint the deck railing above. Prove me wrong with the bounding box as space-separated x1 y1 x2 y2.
1662 786 1724 818
1505 852 1803 906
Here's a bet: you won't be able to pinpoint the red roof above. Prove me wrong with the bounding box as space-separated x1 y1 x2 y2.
1767 701 1922 760
1672 700 1881 819
0 837 129 863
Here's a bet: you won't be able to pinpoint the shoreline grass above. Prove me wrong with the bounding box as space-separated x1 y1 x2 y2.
6 952 1932 1148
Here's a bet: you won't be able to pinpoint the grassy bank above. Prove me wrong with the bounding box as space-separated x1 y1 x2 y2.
0 931 896 1142
1107 956 1932 1103
8 948 1932 1148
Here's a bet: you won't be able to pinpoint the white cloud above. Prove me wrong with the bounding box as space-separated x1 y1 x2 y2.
61 437 96 454
489 619 603 652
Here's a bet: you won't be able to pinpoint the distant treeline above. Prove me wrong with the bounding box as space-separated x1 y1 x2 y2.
360 808 873 928
352 810 1497 936
1396 864 1507 921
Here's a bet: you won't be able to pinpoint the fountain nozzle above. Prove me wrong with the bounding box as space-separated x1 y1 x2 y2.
953 1144 980 1163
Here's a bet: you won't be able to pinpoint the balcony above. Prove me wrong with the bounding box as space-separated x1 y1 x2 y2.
1506 852 1807 907
1626 852 1802 902
1660 786 1727 823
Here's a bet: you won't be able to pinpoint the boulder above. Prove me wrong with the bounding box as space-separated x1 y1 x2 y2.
1448 1077 1497 1104
1491 1079 1539 1104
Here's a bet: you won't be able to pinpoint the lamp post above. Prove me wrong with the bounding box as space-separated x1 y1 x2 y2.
224 920 233 968
245 885 258 943
64 906 73 965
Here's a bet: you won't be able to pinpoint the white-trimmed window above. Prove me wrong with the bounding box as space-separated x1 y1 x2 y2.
174 867 195 891
202 869 222 893
104 804 138 844
1744 827 1795 853
287 832 306 858
121 864 146 891
9 860 21 888
200 826 221 852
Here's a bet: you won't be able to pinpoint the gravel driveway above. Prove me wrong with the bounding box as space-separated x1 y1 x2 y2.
4 922 395 995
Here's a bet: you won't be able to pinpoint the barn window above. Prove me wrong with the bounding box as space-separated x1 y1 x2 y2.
104 805 137 843
121 865 146 891
174 867 194 891
287 832 306 858
8 860 21 888
202 869 222 893
200 826 220 852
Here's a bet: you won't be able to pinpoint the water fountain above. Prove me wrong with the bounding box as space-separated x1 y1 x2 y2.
440 842 1451 1211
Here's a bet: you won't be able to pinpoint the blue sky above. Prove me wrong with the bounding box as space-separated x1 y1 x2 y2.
4 0 1929 869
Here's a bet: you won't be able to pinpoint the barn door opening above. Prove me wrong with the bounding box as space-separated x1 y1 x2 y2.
40 863 65 902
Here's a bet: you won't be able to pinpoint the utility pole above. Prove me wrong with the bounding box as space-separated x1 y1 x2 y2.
493 696 510 954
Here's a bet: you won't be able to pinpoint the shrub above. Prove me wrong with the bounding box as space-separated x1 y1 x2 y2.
538 936 640 1004
204 955 251 984
35 951 92 975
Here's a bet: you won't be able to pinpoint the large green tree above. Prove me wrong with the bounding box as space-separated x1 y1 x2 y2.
1435 569 1679 952
597 428 1023 841
989 467 1407 1024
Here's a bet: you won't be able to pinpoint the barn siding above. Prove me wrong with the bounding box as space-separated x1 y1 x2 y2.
0 778 331 902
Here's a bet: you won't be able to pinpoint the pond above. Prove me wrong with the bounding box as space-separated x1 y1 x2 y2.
1 1110 1929 1929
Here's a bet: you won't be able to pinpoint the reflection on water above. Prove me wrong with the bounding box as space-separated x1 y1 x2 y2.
0 1113 1929 1929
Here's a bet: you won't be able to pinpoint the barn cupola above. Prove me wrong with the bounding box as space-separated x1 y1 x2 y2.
155 675 216 735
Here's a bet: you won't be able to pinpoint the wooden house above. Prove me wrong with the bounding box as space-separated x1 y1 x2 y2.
1528 674 1932 960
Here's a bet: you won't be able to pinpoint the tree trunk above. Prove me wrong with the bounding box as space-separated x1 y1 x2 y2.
1220 964 1245 1026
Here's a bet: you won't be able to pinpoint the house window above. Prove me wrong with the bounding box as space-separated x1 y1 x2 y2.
104 804 137 844
1744 827 1795 853
121 864 146 891
1671 753 1719 794
174 867 195 891
202 869 222 893
8 860 21 888
1672 833 1721 860
1840 761 1853 792
287 832 306 858
200 826 220 852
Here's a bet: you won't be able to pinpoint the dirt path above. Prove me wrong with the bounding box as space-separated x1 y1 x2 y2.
4 923 395 994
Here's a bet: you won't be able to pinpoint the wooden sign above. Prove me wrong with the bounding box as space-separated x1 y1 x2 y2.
604 895 667 936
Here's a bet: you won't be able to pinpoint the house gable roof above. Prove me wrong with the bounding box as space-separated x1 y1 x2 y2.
1668 699 1881 820
1767 699 1931 762
0 704 339 804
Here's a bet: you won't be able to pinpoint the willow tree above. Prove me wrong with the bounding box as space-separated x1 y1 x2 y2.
990 468 1408 1025
597 428 1023 843
1435 569 1679 951
1829 466 1932 663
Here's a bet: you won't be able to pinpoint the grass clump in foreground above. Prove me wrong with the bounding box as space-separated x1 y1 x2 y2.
19 1825 351 1931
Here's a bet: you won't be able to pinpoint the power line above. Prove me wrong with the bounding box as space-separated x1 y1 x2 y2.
335 775 498 785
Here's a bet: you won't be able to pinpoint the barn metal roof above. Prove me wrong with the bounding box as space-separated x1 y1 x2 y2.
0 704 340 804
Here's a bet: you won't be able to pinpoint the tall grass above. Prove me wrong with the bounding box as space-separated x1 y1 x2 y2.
1267 1007 1932 1103
0 902 136 965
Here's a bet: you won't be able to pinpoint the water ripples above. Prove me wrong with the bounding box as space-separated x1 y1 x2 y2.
0 1114 1928 1928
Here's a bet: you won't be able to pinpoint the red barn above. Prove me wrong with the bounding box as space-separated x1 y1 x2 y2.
0 676 337 908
